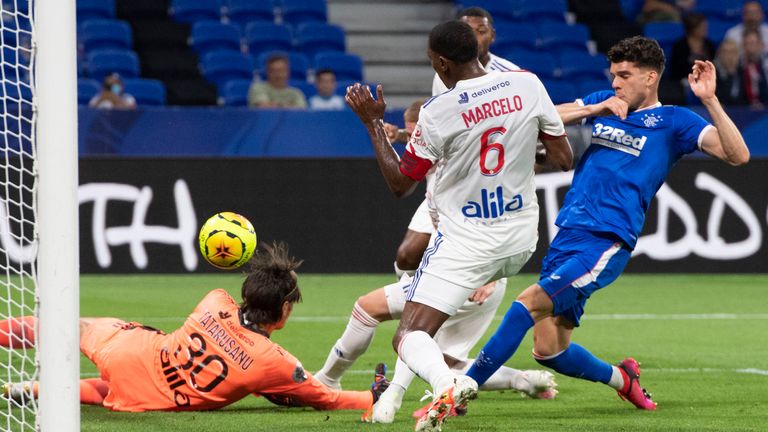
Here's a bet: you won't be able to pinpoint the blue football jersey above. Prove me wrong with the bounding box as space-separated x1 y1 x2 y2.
556 90 712 248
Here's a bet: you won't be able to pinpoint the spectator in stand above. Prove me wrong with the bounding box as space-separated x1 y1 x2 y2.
89 73 136 110
669 13 716 92
724 1 768 56
637 0 695 24
309 69 344 110
713 39 747 105
248 54 307 108
741 28 768 109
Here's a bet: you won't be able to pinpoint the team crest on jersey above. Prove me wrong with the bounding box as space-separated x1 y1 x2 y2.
458 92 469 104
641 113 662 128
292 361 308 383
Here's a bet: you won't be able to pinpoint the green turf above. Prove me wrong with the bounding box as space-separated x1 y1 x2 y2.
73 274 768 431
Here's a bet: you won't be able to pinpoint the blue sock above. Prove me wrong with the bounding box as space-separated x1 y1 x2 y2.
535 342 612 383
467 301 534 385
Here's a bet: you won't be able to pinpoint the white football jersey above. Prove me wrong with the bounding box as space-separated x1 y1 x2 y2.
406 71 565 259
432 52 519 96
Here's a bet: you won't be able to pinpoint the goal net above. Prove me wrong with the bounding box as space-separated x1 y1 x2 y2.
1 0 38 430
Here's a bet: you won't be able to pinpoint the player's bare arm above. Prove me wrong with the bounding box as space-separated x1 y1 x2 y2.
556 96 629 125
345 83 418 197
538 135 573 171
689 60 750 166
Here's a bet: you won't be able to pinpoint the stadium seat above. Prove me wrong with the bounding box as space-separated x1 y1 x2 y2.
76 0 116 23
492 23 539 56
220 78 251 106
539 23 591 53
190 21 242 55
558 52 608 81
123 78 167 106
643 22 683 58
509 51 557 78
314 52 363 82
457 0 517 23
256 51 310 81
169 0 221 24
707 18 738 45
294 23 345 58
695 0 743 21
86 49 140 80
244 22 293 58
78 78 101 105
200 51 255 89
577 79 611 97
541 80 577 104
281 0 328 26
79 19 133 52
515 0 567 22
290 79 317 99
225 0 275 29
619 0 644 22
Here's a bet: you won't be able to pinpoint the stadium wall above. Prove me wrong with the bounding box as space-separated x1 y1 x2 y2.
77 107 768 157
12 158 760 274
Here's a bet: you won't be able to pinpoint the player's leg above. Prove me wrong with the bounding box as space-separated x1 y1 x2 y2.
314 288 389 389
315 279 410 389
395 199 433 277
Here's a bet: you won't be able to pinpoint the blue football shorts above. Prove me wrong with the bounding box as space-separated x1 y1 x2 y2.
538 227 631 326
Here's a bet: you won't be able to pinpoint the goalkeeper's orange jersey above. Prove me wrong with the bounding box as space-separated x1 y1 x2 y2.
82 289 372 412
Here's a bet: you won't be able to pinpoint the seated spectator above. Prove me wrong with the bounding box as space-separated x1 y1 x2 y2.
88 73 136 110
714 39 747 105
384 98 424 143
669 13 715 83
248 54 307 108
724 1 768 56
741 28 768 109
637 0 695 24
309 69 344 110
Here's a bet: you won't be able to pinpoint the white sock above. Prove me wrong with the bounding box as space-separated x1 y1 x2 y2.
391 356 417 391
394 261 416 279
314 302 379 387
398 330 454 394
453 359 523 391
607 365 624 390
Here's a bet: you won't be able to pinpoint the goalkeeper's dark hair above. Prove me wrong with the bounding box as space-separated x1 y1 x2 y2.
240 241 303 326
429 20 478 65
456 6 493 26
607 36 666 74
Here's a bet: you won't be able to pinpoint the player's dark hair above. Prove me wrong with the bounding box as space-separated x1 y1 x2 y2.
266 53 289 67
429 20 478 65
240 241 303 326
607 36 666 74
456 6 493 26
315 69 336 78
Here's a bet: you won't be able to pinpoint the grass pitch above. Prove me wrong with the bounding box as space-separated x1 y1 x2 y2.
77 274 767 432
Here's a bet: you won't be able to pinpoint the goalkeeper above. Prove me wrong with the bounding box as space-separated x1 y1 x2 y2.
0 242 388 412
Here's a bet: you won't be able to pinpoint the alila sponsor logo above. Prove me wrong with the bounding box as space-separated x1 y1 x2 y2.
591 122 647 156
462 186 523 219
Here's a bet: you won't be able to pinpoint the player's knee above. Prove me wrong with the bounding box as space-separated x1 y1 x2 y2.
516 284 552 318
395 243 421 271
355 291 390 322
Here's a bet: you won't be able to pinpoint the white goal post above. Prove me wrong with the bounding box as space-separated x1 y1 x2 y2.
36 0 80 429
1 0 79 430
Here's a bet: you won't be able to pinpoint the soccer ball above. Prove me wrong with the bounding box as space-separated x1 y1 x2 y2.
199 212 257 270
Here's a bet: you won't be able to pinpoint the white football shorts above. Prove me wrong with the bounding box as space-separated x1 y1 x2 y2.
406 199 435 234
384 276 508 360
